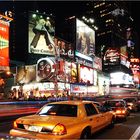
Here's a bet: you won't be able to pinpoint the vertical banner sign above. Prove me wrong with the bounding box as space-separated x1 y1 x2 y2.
0 19 9 66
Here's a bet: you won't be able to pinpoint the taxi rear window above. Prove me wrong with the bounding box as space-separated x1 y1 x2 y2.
38 104 77 117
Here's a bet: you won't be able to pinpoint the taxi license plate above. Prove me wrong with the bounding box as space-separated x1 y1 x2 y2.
28 126 42 132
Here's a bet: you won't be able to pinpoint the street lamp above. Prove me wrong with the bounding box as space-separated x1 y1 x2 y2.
103 81 106 96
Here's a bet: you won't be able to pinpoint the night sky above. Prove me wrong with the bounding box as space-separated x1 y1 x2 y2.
128 1 140 57
0 1 140 57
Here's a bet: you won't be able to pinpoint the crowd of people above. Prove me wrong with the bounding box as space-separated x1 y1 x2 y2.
2 88 96 102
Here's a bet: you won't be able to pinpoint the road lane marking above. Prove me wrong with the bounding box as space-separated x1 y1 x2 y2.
129 126 140 140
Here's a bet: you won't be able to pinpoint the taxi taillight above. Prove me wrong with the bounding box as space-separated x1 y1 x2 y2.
52 123 67 135
13 121 18 128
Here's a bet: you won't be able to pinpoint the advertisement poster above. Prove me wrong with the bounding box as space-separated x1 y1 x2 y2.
70 62 77 83
93 56 102 71
28 11 56 55
76 19 95 57
0 19 9 66
16 65 36 84
57 61 72 83
36 57 56 82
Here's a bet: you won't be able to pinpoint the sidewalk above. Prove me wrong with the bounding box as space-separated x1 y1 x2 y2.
0 100 48 105
0 100 47 120
0 105 39 117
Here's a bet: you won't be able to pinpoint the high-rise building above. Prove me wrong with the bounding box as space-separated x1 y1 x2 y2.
86 2 133 55
86 2 133 69
85 1 137 92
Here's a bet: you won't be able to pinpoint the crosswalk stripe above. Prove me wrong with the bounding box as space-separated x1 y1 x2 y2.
129 126 140 140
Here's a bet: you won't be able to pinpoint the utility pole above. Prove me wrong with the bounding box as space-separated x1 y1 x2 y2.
54 43 59 96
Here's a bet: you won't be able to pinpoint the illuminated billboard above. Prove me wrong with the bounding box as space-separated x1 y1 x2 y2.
28 11 56 55
78 65 93 84
16 65 36 84
36 57 77 83
54 37 74 59
0 19 9 66
70 62 77 83
93 56 102 71
110 72 134 85
76 19 95 57
120 46 128 66
104 47 120 65
57 61 77 83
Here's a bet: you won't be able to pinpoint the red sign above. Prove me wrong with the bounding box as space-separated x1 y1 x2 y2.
0 20 9 66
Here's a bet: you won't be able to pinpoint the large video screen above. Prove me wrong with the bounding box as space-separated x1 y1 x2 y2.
0 20 9 66
28 11 55 55
78 65 93 84
76 19 95 57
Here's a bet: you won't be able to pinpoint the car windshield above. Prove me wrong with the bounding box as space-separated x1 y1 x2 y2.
105 101 125 107
123 98 136 102
37 104 77 117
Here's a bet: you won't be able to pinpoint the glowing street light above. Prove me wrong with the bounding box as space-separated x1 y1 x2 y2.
6 71 11 76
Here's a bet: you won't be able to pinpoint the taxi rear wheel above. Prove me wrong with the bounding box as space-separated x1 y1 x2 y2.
123 117 127 121
108 117 115 128
80 127 91 139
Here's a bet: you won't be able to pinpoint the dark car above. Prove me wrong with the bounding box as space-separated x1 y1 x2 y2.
123 97 138 112
137 96 140 111
103 99 130 120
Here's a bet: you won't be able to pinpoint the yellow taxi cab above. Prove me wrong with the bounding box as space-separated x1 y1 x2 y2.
10 100 115 139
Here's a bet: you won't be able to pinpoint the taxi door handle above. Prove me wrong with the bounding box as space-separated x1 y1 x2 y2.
89 118 93 121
